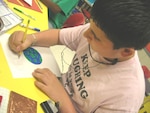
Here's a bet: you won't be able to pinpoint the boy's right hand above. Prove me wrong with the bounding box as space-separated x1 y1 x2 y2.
8 31 33 53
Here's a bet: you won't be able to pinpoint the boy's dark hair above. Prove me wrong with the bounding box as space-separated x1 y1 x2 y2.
91 0 150 50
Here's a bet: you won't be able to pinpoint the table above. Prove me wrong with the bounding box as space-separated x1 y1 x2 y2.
0 0 52 113
5 0 49 34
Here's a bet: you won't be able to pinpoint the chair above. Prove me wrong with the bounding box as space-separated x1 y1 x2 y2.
62 12 85 28
144 43 150 57
142 65 150 96
81 9 91 23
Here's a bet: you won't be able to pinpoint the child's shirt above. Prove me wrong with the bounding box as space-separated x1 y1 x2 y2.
59 24 145 113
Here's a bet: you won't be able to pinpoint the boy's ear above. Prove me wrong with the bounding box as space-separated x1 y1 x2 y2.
121 48 134 57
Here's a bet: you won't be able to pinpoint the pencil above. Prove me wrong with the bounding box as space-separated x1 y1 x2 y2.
14 7 36 20
22 20 30 42
37 0 42 9
18 20 30 58
17 0 24 6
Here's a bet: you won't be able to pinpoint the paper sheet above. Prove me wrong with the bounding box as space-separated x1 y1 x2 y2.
23 0 32 6
0 34 61 78
0 0 23 35
0 87 10 113
7 0 42 13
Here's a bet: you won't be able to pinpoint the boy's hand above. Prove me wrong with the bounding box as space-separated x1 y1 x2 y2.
8 31 33 53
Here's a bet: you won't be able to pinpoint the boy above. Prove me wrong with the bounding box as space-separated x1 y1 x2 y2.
8 0 150 112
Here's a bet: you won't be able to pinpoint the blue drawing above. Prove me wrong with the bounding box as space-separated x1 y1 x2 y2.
23 47 42 64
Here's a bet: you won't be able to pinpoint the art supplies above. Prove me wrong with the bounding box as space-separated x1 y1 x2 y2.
18 20 30 58
0 34 61 78
8 0 42 13
20 23 40 32
0 0 23 35
13 7 36 20
0 87 37 113
23 0 32 6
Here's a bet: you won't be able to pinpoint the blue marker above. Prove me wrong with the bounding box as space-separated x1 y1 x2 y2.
20 23 40 32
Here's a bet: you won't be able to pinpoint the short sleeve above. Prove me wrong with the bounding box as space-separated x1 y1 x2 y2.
59 24 90 51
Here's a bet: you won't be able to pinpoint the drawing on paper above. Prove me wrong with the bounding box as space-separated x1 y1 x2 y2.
0 34 61 78
23 47 42 64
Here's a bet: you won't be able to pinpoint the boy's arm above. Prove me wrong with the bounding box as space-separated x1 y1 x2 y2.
31 29 61 47
8 29 61 54
33 68 77 113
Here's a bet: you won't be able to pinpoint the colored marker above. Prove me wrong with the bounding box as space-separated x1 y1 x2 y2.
13 7 36 20
20 23 40 32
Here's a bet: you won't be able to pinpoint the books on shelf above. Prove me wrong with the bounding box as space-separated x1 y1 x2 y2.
0 87 37 113
0 0 23 35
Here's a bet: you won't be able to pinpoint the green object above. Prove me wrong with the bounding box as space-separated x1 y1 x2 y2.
14 7 23 13
13 7 36 20
48 0 79 28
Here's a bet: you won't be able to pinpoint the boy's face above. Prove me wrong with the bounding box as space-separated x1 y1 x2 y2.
84 19 124 59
